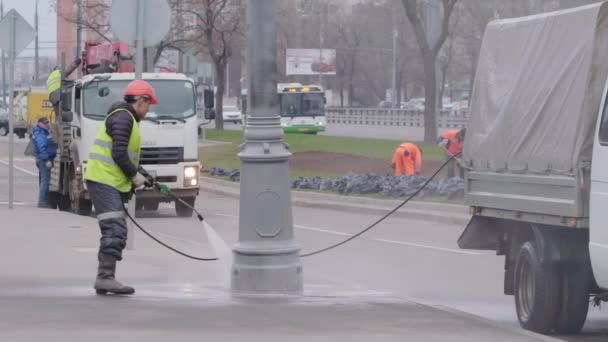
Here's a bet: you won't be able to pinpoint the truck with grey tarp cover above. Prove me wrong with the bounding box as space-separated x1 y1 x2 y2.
459 3 608 334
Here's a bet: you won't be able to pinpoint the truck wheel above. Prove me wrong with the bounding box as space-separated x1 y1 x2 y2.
514 241 560 334
0 126 7 136
553 263 590 334
72 198 93 217
175 197 195 217
57 194 71 212
47 191 60 209
17 132 25 139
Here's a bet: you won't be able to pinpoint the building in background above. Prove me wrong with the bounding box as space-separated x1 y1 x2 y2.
56 0 110 67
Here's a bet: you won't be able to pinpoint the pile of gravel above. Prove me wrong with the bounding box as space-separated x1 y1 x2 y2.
202 167 465 199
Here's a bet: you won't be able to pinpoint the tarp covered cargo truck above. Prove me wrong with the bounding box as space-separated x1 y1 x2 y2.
459 3 608 335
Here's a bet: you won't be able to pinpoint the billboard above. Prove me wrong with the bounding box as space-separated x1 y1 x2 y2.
286 48 336 75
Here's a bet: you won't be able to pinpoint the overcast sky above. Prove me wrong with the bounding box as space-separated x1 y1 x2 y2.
3 0 56 58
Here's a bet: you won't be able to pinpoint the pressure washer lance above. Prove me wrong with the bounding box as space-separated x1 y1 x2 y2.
123 180 218 261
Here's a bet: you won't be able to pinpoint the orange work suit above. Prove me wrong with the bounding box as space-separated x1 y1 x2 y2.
440 129 464 156
392 143 422 176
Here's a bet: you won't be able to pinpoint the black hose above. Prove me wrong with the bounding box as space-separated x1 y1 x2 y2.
299 154 458 258
126 153 459 261
123 207 218 261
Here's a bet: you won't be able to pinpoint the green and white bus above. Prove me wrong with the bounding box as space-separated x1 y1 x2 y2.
240 83 326 134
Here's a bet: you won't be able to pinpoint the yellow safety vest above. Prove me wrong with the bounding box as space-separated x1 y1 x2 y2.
46 70 62 95
84 109 141 193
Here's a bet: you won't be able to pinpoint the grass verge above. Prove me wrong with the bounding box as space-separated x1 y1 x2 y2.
199 129 444 179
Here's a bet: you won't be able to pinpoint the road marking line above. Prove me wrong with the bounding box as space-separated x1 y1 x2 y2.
373 238 482 256
210 211 479 256
295 225 353 237
0 201 27 206
0 160 37 177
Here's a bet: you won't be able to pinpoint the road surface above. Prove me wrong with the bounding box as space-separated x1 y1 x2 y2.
0 136 606 341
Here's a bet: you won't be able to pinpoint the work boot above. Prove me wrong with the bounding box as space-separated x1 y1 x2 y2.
94 254 135 295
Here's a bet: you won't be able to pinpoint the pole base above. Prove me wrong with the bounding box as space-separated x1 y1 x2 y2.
231 244 303 295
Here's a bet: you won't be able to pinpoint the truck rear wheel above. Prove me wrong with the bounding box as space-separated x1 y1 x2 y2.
514 241 560 334
0 126 7 136
553 263 590 334
175 197 195 217
72 198 92 217
47 191 60 209
57 194 71 212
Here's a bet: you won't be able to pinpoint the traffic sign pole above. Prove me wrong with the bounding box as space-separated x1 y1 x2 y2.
7 11 15 209
135 0 144 79
0 9 35 209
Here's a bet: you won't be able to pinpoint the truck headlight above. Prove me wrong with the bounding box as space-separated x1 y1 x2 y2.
184 166 197 179
318 121 325 126
184 166 199 187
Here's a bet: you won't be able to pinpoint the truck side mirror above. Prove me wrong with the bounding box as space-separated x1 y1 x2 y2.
61 111 74 123
204 89 214 109
204 108 216 120
61 91 72 111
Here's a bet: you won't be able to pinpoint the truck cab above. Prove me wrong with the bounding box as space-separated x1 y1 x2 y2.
50 72 201 217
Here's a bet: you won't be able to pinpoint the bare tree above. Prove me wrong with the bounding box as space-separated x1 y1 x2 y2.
179 0 244 130
403 0 458 142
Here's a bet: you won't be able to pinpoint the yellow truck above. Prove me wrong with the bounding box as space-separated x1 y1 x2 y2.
25 87 54 132
0 87 54 139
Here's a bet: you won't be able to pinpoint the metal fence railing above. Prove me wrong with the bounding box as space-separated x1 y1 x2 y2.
325 108 469 130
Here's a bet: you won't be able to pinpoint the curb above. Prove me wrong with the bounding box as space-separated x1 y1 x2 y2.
200 176 470 225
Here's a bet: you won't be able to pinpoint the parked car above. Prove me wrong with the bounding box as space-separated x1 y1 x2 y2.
0 109 9 136
222 105 243 124
401 98 425 111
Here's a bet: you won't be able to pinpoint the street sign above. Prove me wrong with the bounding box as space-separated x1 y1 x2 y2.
110 0 171 47
0 9 35 210
0 9 35 57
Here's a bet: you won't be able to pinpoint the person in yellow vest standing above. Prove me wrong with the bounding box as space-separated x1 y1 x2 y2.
84 80 158 295
46 59 81 118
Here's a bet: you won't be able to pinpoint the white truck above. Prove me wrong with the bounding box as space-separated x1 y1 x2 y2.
49 72 206 217
459 3 608 334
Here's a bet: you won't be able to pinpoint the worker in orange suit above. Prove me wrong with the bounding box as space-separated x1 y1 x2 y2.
438 127 466 178
391 142 422 176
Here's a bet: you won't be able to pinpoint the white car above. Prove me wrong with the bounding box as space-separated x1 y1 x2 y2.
222 105 243 124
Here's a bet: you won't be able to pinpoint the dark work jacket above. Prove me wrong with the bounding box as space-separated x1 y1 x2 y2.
105 101 140 179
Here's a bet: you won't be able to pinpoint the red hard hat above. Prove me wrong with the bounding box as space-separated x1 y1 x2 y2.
124 80 159 104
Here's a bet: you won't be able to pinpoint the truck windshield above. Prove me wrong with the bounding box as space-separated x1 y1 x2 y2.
83 80 196 120
279 93 324 117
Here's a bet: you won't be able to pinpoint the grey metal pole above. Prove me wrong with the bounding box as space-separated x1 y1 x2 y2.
128 0 146 250
76 0 82 78
231 0 303 295
1 0 5 107
135 0 144 80
391 0 398 108
34 0 39 85
318 1 324 85
8 11 16 209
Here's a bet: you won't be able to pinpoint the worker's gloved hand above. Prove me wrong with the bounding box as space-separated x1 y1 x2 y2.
45 160 53 169
131 172 152 189
137 166 155 187
156 183 171 195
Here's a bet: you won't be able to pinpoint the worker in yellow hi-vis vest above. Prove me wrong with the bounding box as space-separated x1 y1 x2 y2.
84 80 159 296
46 58 81 118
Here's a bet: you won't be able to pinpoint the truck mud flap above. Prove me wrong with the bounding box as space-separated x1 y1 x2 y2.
457 216 500 250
